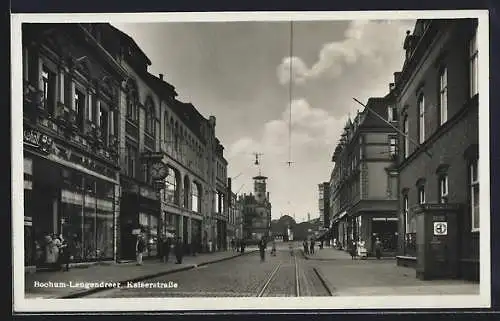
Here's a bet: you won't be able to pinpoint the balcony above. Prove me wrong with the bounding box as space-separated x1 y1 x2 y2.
54 102 78 133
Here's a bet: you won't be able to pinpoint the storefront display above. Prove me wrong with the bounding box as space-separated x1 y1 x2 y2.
139 212 159 257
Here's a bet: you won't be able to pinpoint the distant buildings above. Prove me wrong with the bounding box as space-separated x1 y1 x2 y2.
240 175 272 242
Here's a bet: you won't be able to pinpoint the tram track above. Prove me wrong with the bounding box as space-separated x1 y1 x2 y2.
256 250 330 297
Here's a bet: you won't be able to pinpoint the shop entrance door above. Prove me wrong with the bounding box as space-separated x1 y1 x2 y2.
371 220 398 252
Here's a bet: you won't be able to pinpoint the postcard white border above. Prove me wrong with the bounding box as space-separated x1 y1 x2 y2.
12 10 490 312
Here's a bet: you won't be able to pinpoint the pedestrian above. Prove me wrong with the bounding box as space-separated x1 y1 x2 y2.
208 240 213 253
271 239 277 256
163 236 172 263
349 241 357 260
44 235 57 269
236 239 240 252
231 238 235 252
258 237 266 262
374 237 383 260
309 238 315 255
136 234 145 266
303 240 309 255
174 237 184 264
58 234 70 271
240 239 245 253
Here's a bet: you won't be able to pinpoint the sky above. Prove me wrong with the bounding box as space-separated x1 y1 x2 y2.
112 19 416 222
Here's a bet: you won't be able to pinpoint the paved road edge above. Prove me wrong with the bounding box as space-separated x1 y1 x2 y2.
58 250 258 299
312 267 337 296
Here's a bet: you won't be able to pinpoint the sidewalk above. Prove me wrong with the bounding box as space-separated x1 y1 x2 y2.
302 247 394 261
312 253 479 296
25 248 258 299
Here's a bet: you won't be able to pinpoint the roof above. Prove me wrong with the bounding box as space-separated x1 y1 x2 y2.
253 175 268 180
108 24 152 66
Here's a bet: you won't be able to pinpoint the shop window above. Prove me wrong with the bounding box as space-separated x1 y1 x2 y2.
470 160 479 231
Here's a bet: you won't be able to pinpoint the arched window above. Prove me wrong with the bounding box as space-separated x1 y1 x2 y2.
165 167 179 205
191 181 200 213
183 175 190 208
163 112 169 142
145 96 155 135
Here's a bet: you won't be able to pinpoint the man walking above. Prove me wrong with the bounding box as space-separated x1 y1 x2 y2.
258 237 267 262
162 236 171 263
174 237 184 264
136 234 145 266
309 238 315 255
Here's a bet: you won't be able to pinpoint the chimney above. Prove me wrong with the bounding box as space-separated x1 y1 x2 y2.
209 115 216 127
159 74 164 81
389 83 395 91
394 72 401 84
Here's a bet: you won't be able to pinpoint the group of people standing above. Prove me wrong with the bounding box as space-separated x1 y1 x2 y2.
303 238 322 255
135 234 186 266
35 233 75 271
230 238 247 253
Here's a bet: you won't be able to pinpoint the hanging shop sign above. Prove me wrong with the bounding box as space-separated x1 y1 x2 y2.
23 128 53 154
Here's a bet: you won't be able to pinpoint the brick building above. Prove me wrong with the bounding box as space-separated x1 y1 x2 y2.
394 19 480 281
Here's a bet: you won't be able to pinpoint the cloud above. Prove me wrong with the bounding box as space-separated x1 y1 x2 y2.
226 98 346 219
277 20 414 85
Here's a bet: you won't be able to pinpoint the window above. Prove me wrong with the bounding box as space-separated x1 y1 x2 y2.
145 97 155 135
163 112 168 142
418 186 425 204
469 27 478 97
165 168 178 205
439 175 449 204
74 89 86 128
387 105 398 122
41 66 55 114
191 182 199 213
470 160 479 231
439 68 448 125
389 137 397 159
418 94 425 144
214 191 220 213
126 83 138 122
403 194 409 234
403 116 409 158
125 144 137 178
99 104 109 145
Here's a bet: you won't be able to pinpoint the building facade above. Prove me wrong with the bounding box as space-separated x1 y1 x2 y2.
22 23 231 269
241 175 272 243
329 97 399 255
318 182 330 229
22 23 126 267
394 19 480 281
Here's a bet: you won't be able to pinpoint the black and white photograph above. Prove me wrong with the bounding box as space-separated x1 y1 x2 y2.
11 10 490 312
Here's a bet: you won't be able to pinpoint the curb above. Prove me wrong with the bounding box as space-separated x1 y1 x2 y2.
58 250 258 299
312 267 337 296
